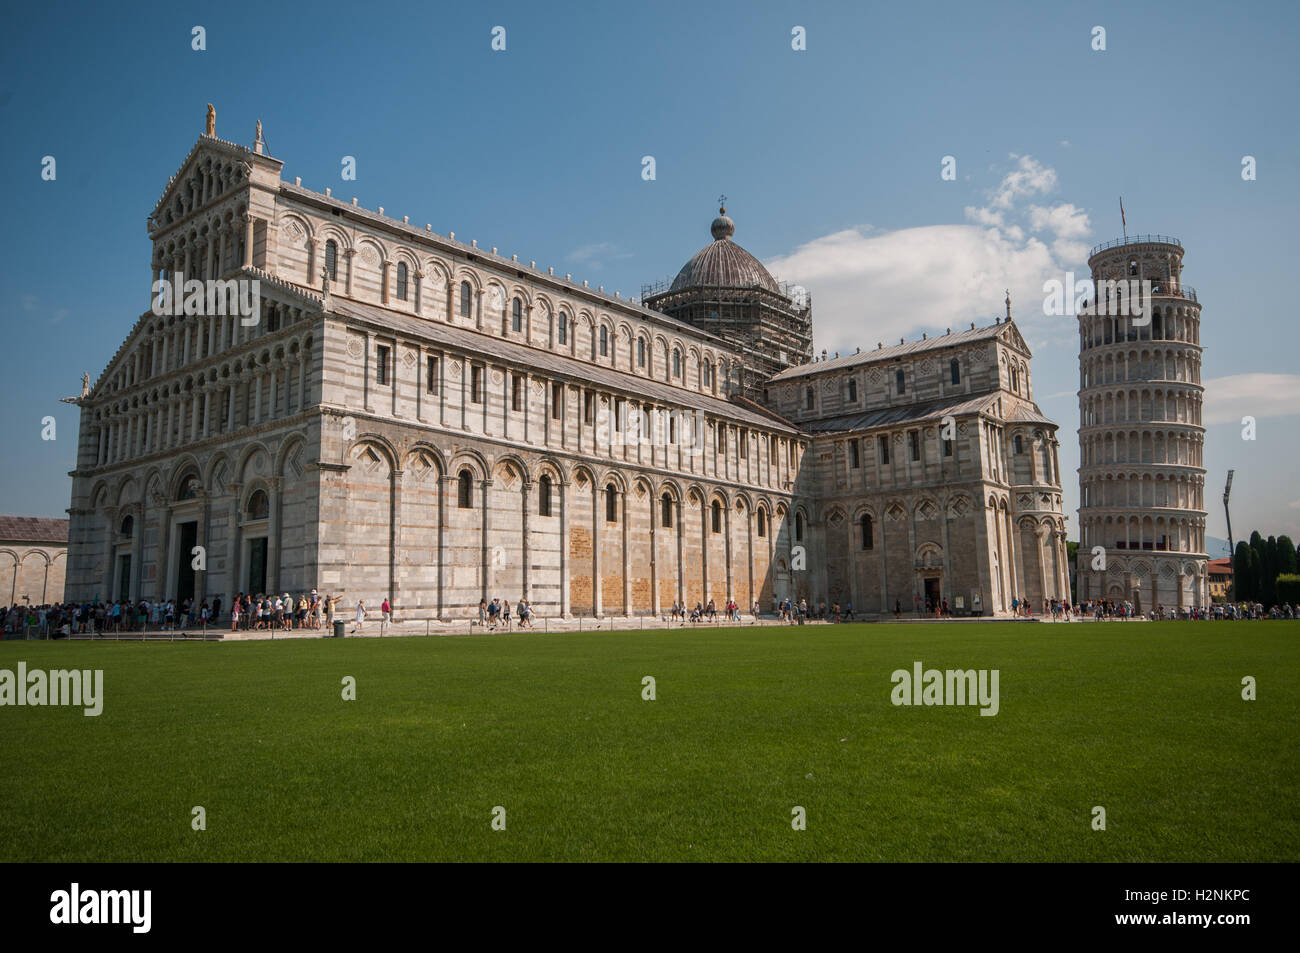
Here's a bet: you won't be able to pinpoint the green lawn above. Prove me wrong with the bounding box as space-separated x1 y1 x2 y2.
1 622 1295 862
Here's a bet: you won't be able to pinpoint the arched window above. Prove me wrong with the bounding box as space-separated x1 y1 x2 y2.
1010 366 1019 392
805 387 814 410
558 312 568 345
119 515 134 537
599 325 609 357
757 506 767 537
861 514 874 550
637 338 646 367
511 298 522 333
895 369 906 394
711 499 722 534
703 362 712 387
538 475 552 517
661 492 673 529
795 512 804 542
460 282 472 318
605 484 618 523
847 378 858 402
672 349 682 377
950 358 960 385
457 470 473 508
324 240 338 281
396 262 409 301
247 489 269 520
1014 434 1024 454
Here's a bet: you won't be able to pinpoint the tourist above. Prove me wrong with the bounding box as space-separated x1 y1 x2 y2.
353 599 367 633
380 597 392 635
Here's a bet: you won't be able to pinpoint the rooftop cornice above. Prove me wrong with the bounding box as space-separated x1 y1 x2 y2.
276 181 733 350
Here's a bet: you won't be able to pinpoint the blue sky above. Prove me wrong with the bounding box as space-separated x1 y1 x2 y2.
2 0 1297 544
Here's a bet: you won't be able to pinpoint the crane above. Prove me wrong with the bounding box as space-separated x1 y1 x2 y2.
1224 471 1236 600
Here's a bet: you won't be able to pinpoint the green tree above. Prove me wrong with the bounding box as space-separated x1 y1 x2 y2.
1278 574 1300 606
1250 532 1267 600
1280 536 1299 576
1264 536 1280 605
1234 541 1255 600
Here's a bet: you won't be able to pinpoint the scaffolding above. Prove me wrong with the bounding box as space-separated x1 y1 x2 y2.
641 279 813 397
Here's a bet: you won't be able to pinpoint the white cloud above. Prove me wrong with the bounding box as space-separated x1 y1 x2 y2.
1202 373 1300 426
1028 203 1091 239
765 155 1088 359
964 206 1004 228
991 154 1057 209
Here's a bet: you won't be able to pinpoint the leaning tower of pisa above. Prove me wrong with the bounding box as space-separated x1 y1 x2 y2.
1076 235 1208 612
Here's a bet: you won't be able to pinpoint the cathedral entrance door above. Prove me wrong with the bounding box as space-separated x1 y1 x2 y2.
247 538 268 595
175 521 198 605
924 576 941 609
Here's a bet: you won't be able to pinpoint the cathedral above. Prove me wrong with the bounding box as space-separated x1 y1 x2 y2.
63 115 1070 619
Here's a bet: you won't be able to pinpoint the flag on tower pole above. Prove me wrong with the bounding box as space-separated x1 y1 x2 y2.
1120 196 1127 239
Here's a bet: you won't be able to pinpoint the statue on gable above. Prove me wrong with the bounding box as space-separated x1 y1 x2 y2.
205 103 216 137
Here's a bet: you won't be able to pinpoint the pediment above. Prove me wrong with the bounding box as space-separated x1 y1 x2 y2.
998 320 1031 357
149 137 254 231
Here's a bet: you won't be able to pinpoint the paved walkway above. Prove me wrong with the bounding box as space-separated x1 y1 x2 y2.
39 612 1153 643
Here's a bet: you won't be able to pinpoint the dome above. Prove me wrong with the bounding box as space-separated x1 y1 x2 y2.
669 206 780 294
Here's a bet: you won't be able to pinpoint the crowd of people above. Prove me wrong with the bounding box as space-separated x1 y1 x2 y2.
666 598 756 624
3 590 1295 639
476 597 536 631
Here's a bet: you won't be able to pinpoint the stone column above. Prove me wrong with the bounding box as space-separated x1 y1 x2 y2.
298 354 309 414
194 494 209 605
746 506 755 609
480 478 493 600
438 475 450 619
940 506 953 607
521 482 531 601
724 503 734 604
243 214 254 268
559 479 570 617
621 489 630 615
592 481 602 617
101 505 118 600
267 477 283 596
700 496 709 605
390 469 403 608
650 493 659 618
676 497 685 609
227 482 244 598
